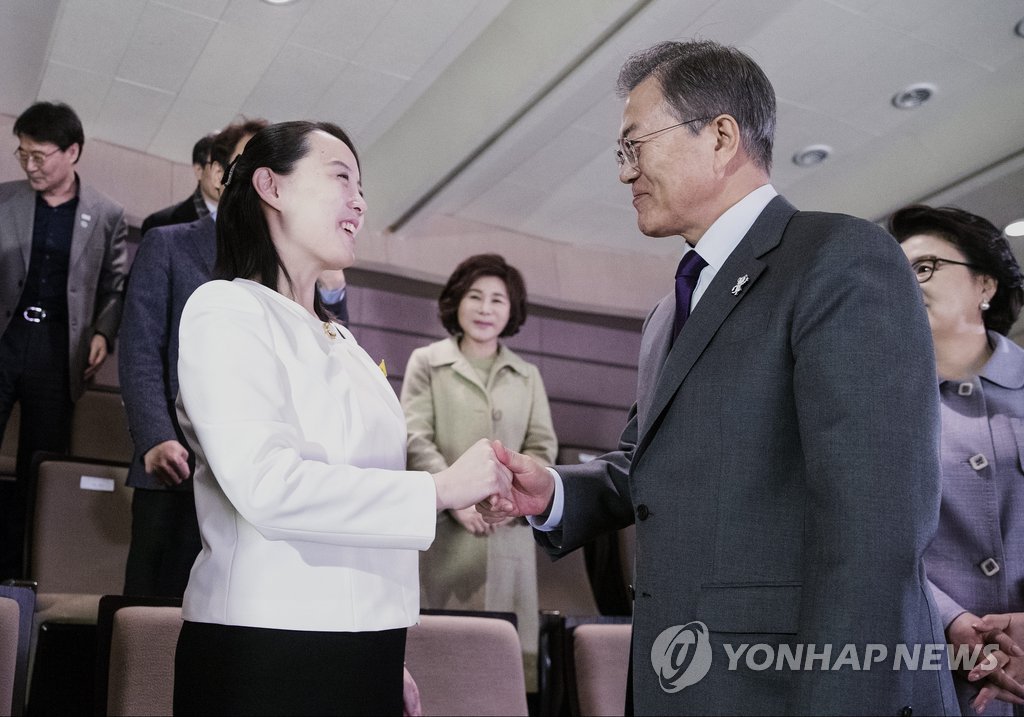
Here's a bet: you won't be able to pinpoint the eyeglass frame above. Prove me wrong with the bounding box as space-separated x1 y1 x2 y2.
911 256 983 284
13 145 64 168
615 116 712 169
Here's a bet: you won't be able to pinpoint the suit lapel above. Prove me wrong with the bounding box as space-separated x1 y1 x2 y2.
635 196 799 458
10 184 36 271
636 294 673 431
69 182 97 266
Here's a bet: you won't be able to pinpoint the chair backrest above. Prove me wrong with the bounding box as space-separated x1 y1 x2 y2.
0 597 18 717
0 585 34 717
406 614 528 716
106 606 182 716
70 390 134 464
27 457 132 594
570 622 632 717
0 402 18 478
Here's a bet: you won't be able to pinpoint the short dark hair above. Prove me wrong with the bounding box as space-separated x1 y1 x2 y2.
191 134 216 166
215 120 360 322
13 102 85 160
889 204 1024 335
210 117 270 170
438 254 528 338
616 40 776 173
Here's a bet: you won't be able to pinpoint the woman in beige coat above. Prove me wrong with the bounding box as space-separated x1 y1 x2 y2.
401 254 557 688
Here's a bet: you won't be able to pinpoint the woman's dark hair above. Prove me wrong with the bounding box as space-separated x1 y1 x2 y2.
438 254 527 338
215 120 359 321
889 204 1024 334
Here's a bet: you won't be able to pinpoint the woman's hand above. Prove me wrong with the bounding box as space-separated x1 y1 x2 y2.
449 505 496 536
432 438 511 512
403 666 422 717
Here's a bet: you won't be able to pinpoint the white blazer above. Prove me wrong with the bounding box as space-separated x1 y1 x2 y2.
176 279 436 632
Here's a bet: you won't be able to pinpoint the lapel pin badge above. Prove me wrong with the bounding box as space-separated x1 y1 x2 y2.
731 274 749 296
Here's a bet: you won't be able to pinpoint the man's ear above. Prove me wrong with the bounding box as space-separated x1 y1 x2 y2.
192 163 204 182
252 167 282 209
711 114 741 168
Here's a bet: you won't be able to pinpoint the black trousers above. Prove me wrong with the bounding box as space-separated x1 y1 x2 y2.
123 488 202 598
174 621 406 716
0 317 74 580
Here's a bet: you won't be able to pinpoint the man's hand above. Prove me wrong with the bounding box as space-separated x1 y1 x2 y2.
477 440 555 523
143 440 191 486
83 333 108 380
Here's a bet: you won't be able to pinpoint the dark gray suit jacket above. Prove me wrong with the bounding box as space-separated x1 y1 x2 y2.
541 197 959 715
119 215 351 490
0 178 127 400
119 216 216 490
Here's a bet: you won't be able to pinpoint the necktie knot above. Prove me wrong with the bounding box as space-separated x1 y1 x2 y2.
673 250 707 342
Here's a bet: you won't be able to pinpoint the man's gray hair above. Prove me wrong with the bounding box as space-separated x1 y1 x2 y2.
617 39 776 173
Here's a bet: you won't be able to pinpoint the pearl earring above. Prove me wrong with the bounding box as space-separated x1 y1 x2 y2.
980 300 991 311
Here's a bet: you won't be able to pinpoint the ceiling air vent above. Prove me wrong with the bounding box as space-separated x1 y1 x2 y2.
892 83 936 109
792 144 832 167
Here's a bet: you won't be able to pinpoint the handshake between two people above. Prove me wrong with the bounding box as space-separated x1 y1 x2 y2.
430 439 555 524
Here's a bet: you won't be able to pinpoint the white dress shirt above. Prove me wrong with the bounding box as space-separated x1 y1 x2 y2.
177 279 436 631
534 184 778 531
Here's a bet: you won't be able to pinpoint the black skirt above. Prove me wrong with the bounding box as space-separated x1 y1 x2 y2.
173 620 406 716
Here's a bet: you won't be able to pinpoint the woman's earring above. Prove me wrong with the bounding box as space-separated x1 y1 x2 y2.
980 300 991 311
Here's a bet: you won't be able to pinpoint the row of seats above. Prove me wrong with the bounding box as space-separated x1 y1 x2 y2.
0 595 631 717
2 452 635 715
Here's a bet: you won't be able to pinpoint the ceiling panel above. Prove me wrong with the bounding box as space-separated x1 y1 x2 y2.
153 0 230 19
116 2 217 93
35 62 111 126
312 62 408 142
357 0 479 78
91 78 175 151
48 0 144 77
241 43 348 120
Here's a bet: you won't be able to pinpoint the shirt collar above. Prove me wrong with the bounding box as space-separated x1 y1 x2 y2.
979 330 1024 389
687 183 777 269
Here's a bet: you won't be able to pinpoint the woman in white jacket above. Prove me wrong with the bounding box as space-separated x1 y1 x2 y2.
172 121 509 716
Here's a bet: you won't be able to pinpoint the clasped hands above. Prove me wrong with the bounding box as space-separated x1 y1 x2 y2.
947 611 1024 713
431 440 554 524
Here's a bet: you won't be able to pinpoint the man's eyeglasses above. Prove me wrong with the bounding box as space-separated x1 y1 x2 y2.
911 257 981 284
13 146 62 168
615 117 710 170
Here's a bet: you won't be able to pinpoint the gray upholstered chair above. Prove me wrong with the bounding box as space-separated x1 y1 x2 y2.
106 606 182 716
406 614 529 716
570 622 632 717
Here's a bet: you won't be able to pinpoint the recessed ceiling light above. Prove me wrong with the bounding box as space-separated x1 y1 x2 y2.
261 0 299 5
792 144 832 168
1006 219 1024 237
1015 18 1024 38
892 83 936 109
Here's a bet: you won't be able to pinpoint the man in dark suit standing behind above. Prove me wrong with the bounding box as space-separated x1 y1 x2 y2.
481 40 959 715
139 134 219 236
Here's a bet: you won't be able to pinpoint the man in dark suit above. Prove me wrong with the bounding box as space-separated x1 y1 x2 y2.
119 120 350 596
482 40 959 715
0 101 128 580
139 135 219 236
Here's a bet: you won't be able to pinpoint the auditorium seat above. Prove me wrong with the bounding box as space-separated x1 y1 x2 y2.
0 403 17 479
406 613 529 716
106 605 182 716
0 597 18 717
23 455 131 714
69 389 134 464
0 584 33 717
569 622 632 717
